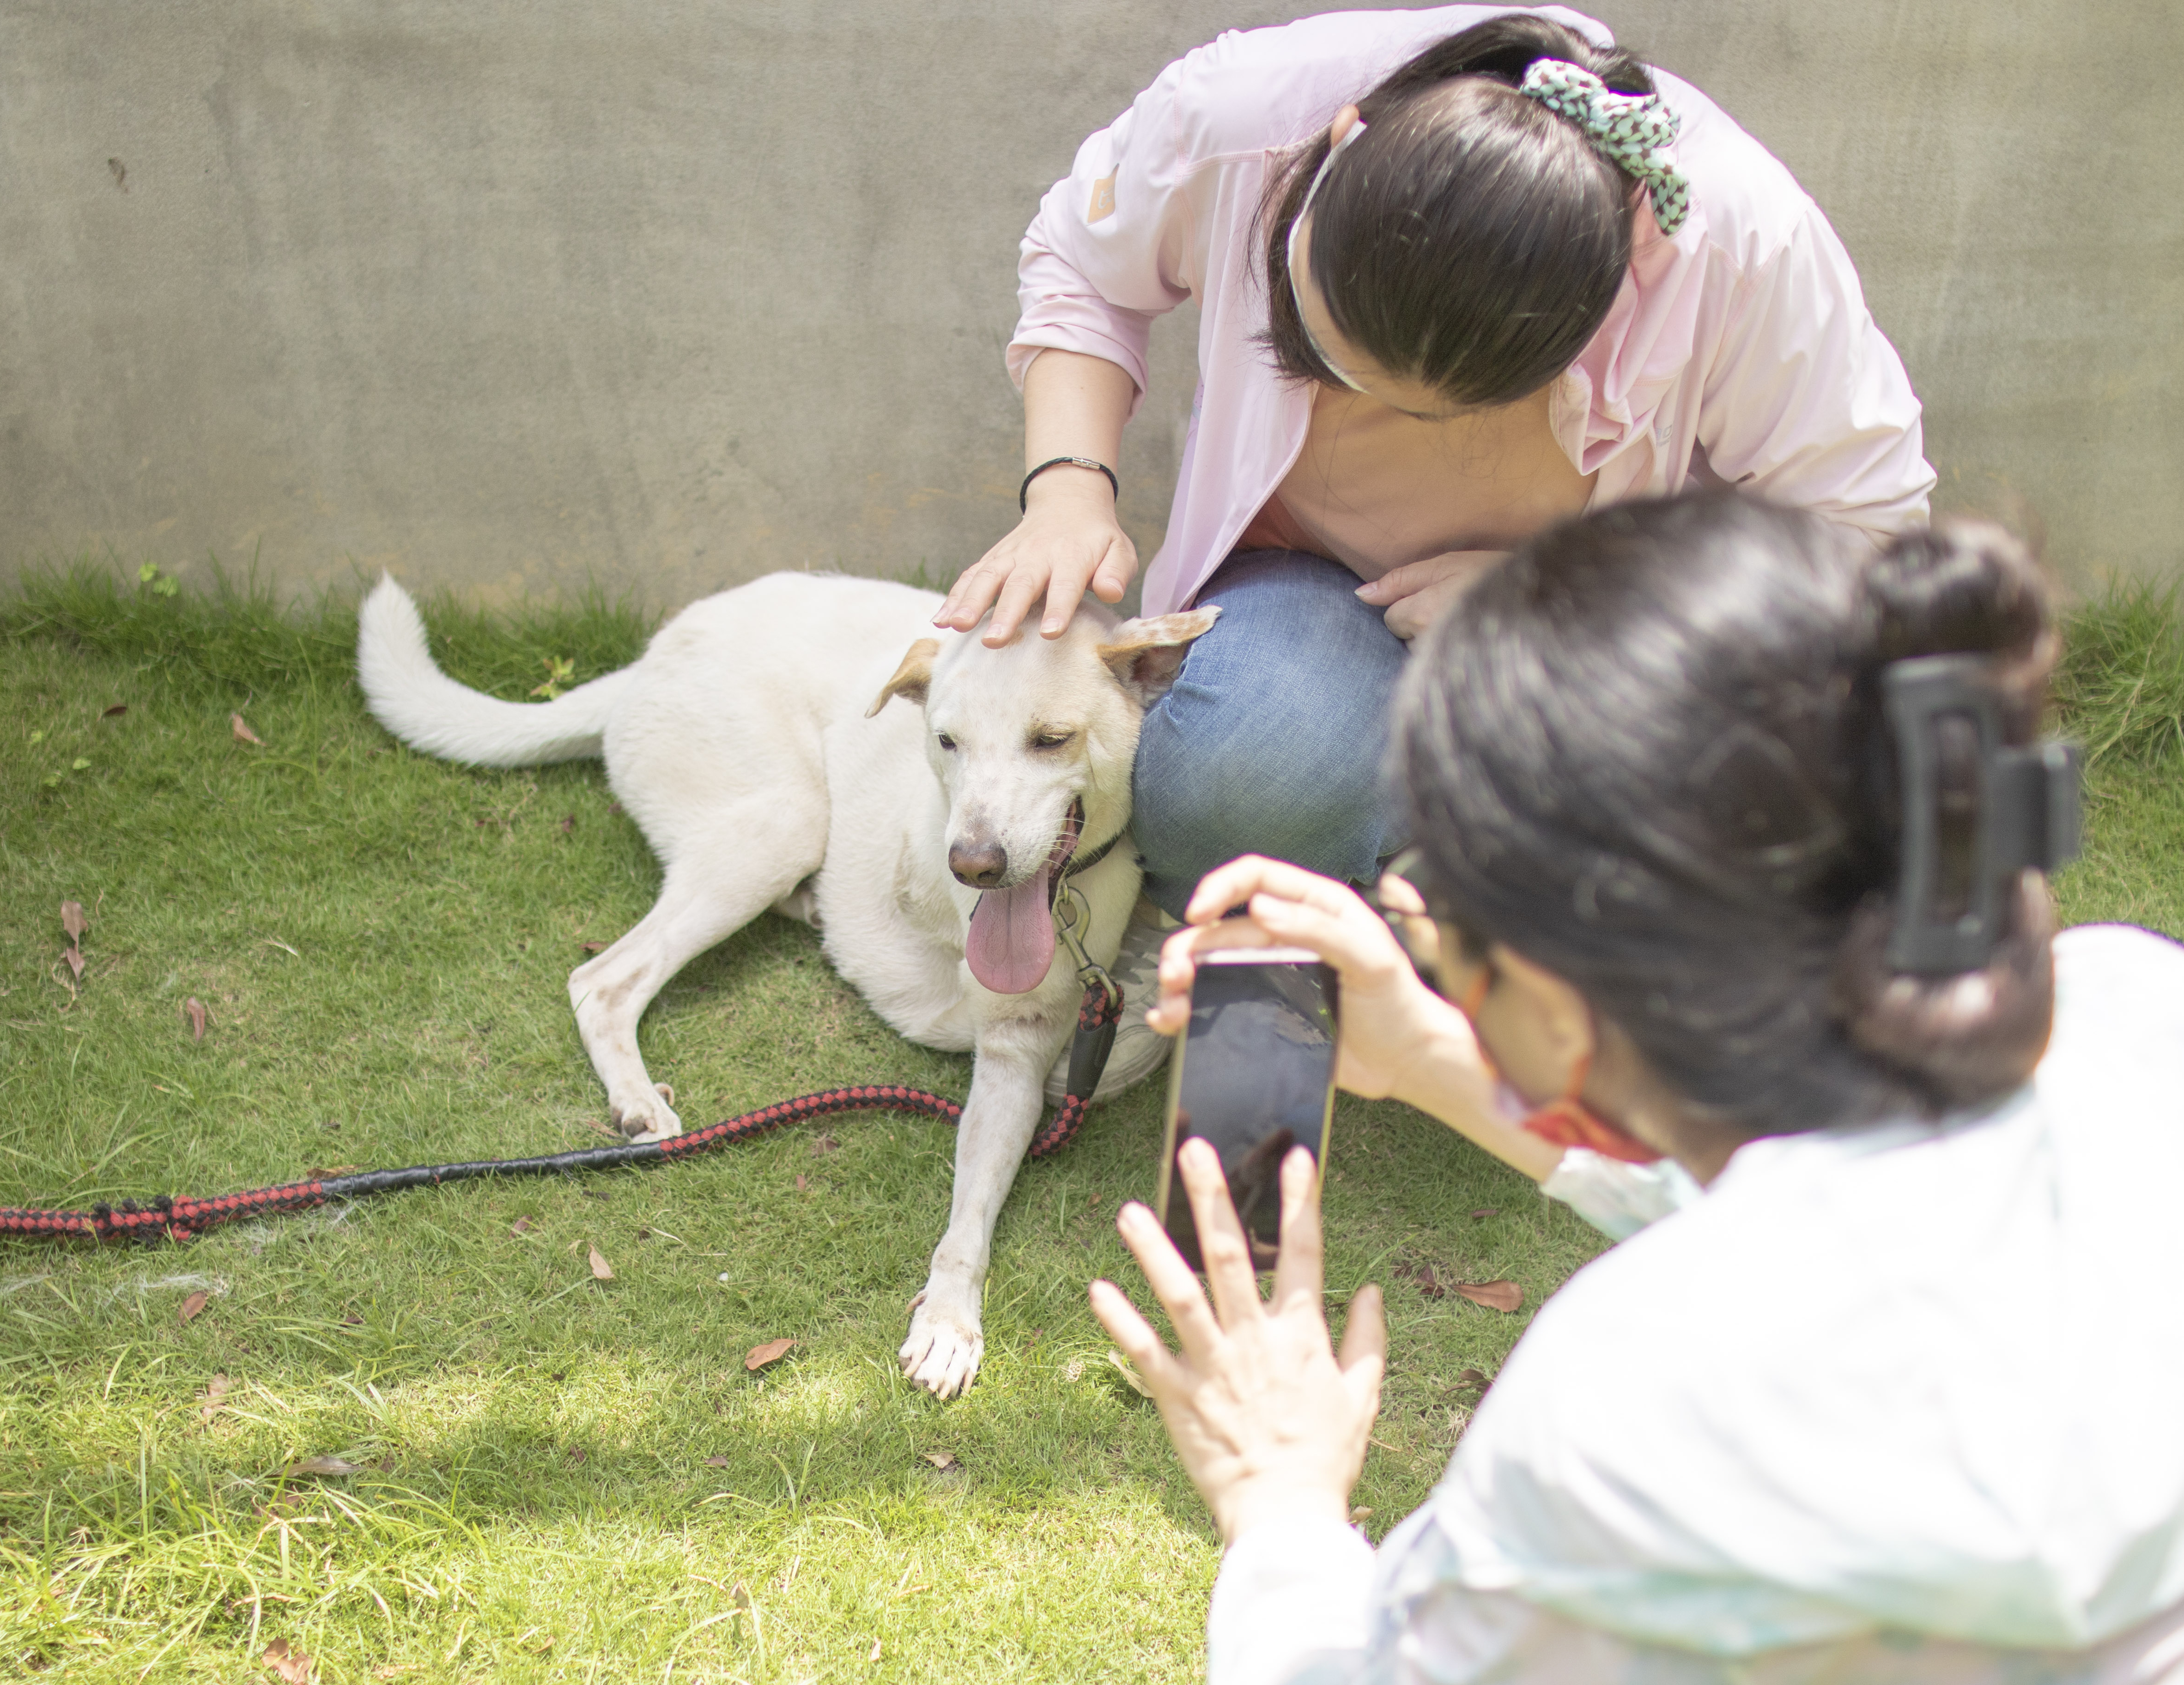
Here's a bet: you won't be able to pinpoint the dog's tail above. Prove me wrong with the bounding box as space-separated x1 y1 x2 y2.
355 574 632 767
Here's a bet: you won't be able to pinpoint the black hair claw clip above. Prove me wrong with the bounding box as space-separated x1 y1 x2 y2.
1882 655 2081 975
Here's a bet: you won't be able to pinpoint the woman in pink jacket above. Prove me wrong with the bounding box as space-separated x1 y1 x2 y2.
936 6 1935 1072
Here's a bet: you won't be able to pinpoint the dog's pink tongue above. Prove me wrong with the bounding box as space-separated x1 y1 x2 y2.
966 865 1056 994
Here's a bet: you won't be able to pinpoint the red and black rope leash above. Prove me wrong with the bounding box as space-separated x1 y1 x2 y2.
0 979 1123 1247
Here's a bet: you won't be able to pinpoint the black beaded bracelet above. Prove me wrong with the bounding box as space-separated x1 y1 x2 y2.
1019 455 1119 513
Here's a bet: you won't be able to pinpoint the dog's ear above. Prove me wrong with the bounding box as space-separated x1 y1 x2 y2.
1096 607 1220 707
865 638 942 717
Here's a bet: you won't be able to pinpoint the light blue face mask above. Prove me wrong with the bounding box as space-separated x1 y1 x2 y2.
1284 118 1373 394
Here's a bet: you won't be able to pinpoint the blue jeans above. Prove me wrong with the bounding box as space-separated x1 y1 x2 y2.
1134 549 1413 919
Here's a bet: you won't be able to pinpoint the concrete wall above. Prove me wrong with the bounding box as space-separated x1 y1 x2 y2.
2 1 2176 609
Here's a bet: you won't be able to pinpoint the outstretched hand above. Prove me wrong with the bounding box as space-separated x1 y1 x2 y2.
1091 1139 1385 1546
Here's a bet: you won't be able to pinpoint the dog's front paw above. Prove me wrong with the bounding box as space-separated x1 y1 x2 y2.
609 1081 683 1143
899 1287 984 1400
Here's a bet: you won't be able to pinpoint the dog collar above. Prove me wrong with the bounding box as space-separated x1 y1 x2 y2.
1062 825 1129 882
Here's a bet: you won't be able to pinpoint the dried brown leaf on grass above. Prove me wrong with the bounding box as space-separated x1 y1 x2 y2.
809 1135 839 1156
921 1451 957 1470
794 1173 807 1192
869 1640 883 1662
182 997 209 1041
199 1374 234 1421
745 1337 796 1372
232 714 263 746
510 1216 534 1236
587 1243 614 1280
263 1638 312 1683
178 1291 210 1325
1395 1259 1522 1313
581 940 607 954
59 901 88 982
101 703 128 718
704 1455 731 1467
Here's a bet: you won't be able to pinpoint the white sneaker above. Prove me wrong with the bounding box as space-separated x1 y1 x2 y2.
1043 908 1175 1105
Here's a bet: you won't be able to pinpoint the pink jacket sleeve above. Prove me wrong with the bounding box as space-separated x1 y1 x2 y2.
1007 52 1204 421
1695 204 1936 542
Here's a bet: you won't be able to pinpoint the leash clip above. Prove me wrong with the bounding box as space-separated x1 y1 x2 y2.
1052 880 1119 1009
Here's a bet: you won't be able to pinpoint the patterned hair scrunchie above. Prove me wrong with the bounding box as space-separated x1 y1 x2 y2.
1517 59 1691 236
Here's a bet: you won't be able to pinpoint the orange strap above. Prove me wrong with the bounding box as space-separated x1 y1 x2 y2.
1519 1098 1663 1165
1515 1051 1662 1165
1460 974 1661 1165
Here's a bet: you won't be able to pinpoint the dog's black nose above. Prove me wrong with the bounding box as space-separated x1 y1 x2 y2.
949 840 1007 888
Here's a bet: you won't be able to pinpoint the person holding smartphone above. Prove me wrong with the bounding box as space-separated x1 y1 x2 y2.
937 6 1935 1103
1092 493 2184 1683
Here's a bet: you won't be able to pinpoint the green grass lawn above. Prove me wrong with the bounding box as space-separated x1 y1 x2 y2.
2 563 2179 1683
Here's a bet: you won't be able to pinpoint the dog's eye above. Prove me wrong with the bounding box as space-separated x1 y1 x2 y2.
935 733 958 752
1031 731 1074 751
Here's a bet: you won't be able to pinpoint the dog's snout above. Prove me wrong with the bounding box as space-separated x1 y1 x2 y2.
949 840 1008 888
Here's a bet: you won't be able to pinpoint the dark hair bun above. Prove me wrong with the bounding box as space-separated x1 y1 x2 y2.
1833 874 2056 1107
1867 519 2055 711
1835 520 2060 1111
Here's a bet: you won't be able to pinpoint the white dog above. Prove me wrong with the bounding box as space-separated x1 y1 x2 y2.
355 572 1214 1396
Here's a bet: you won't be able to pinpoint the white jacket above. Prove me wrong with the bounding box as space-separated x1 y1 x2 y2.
1209 924 2184 1683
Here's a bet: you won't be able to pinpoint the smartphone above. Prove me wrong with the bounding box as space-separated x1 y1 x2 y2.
1156 948 1340 1273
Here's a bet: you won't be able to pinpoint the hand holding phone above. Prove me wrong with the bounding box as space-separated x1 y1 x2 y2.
1156 947 1339 1273
1148 855 1475 1107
